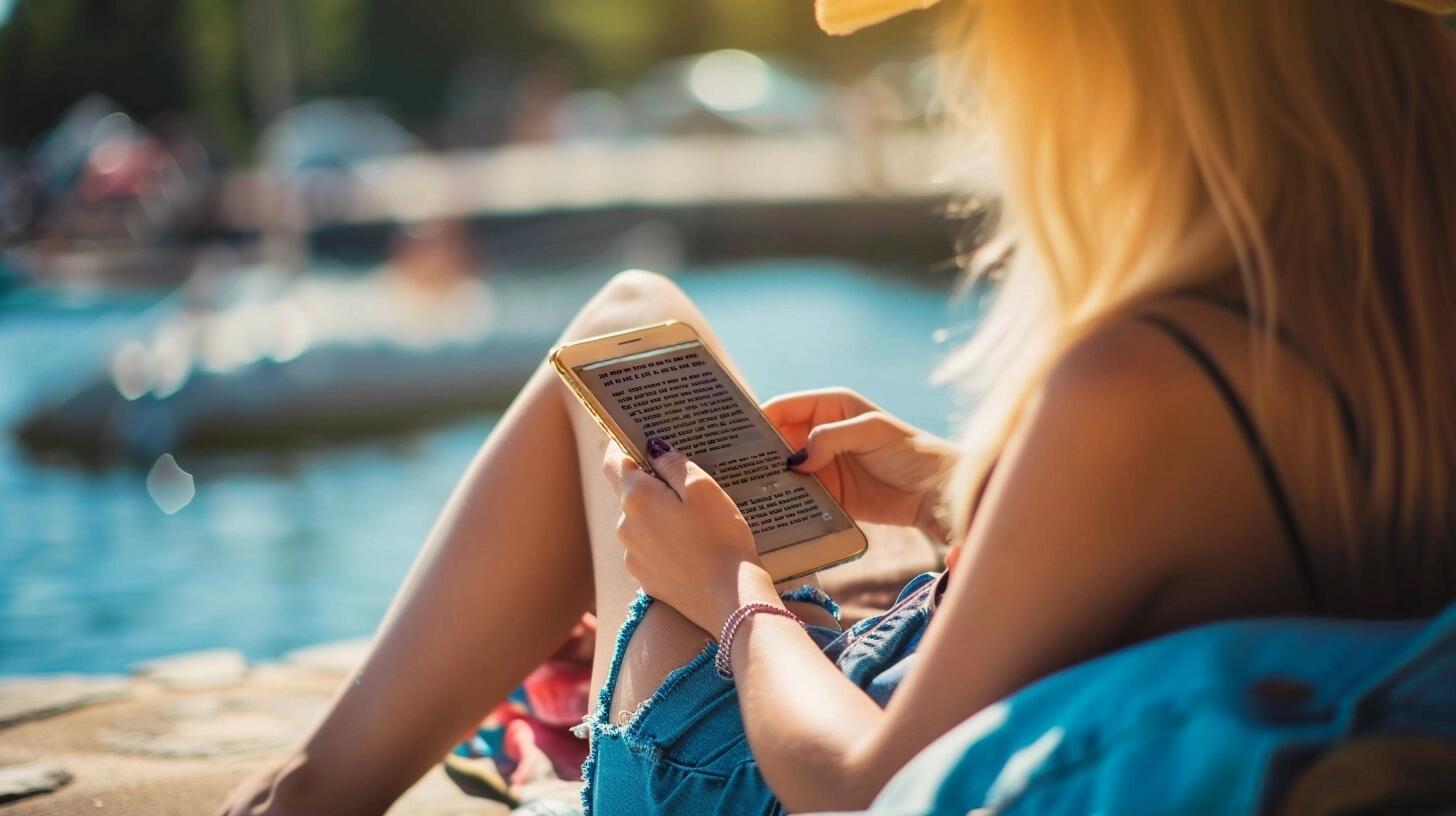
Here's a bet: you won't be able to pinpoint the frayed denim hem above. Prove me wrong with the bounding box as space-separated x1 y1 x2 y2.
579 590 699 815
578 585 836 815
780 583 840 623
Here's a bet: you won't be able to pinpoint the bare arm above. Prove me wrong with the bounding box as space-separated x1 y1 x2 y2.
615 322 1301 811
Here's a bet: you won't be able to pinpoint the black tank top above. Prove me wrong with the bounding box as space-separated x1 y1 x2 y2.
1136 293 1363 612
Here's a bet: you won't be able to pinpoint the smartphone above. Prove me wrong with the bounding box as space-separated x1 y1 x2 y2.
550 320 867 583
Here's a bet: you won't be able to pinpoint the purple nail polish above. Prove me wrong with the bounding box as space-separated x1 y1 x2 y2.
646 437 672 459
786 448 808 467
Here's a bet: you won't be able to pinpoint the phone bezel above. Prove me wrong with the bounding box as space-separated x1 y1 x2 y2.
549 320 867 583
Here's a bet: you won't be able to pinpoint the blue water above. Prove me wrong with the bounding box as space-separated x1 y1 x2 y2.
0 260 962 675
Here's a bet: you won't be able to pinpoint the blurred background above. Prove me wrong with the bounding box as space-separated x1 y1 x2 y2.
0 0 975 676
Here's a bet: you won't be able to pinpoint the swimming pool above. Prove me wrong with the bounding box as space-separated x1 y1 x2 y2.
0 259 963 675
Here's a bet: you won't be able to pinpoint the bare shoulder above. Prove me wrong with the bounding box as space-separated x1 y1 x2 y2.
1022 316 1224 472
1042 316 1211 418
890 314 1305 736
967 313 1303 634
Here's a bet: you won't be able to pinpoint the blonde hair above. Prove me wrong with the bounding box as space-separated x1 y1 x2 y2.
936 0 1456 615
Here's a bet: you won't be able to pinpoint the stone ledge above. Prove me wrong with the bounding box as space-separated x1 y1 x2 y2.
0 761 73 805
132 649 249 691
283 637 374 676
0 675 131 730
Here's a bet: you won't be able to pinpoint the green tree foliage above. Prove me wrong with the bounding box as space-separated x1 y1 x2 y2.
0 0 191 149
0 0 542 152
180 0 246 153
517 0 813 80
0 0 923 153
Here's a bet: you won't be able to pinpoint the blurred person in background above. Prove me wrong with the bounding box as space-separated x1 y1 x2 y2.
380 219 494 348
222 1 1456 813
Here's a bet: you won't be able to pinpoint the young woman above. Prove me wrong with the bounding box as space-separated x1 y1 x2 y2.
221 1 1456 813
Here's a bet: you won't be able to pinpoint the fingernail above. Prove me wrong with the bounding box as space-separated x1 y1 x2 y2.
786 448 808 467
646 437 672 459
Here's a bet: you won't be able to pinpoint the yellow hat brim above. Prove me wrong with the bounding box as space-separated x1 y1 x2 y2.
815 0 1454 37
815 0 944 36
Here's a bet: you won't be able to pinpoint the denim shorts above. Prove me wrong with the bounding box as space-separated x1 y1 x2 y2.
579 572 942 816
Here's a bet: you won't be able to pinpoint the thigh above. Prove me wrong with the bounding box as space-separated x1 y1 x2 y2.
557 271 833 722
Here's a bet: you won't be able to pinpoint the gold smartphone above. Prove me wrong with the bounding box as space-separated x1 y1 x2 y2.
550 320 867 583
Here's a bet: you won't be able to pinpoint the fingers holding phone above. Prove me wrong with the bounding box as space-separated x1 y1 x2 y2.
600 437 763 631
761 387 880 451
764 388 962 537
601 437 712 504
555 322 866 582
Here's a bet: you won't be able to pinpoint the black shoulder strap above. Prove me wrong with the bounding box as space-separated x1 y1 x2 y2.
1138 312 1325 611
1178 291 1365 470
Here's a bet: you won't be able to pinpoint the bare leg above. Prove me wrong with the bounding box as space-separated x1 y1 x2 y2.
227 271 828 815
556 274 836 724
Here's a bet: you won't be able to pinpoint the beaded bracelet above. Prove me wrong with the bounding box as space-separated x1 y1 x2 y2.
715 602 805 680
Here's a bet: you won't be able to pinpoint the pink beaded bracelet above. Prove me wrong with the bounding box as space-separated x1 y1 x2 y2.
715 602 805 680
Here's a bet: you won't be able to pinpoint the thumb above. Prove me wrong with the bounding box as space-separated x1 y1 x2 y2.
790 413 899 472
645 436 692 497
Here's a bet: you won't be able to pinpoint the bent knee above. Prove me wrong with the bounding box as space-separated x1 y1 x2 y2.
608 601 708 724
602 269 683 306
563 269 699 342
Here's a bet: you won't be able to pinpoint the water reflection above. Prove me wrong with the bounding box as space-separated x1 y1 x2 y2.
145 454 194 514
0 261 957 674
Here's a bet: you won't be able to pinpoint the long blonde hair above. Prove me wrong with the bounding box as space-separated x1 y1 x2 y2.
937 0 1456 615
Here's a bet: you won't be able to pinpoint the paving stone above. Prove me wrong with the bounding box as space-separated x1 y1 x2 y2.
391 766 511 816
0 675 131 729
133 648 248 690
284 638 373 675
0 761 74 804
100 694 325 759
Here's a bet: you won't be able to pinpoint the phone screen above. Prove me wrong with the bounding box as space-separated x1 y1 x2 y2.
574 339 855 554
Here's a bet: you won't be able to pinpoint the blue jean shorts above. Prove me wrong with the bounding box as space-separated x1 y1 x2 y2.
579 573 942 815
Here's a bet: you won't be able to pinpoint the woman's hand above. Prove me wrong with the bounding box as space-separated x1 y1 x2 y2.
602 439 777 634
763 388 961 543
215 754 314 816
